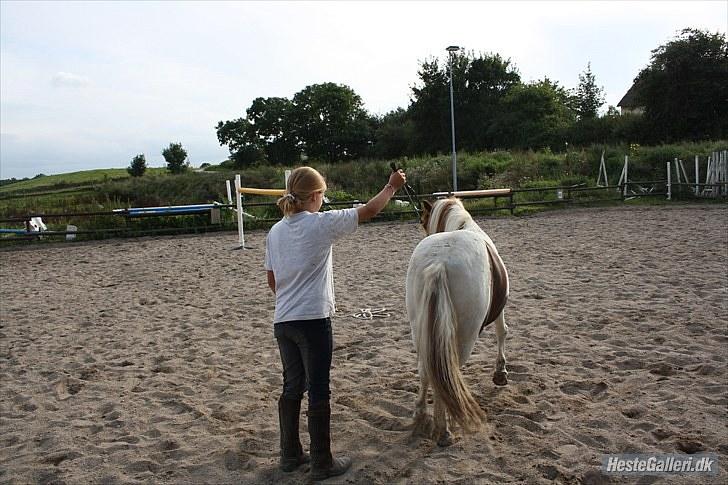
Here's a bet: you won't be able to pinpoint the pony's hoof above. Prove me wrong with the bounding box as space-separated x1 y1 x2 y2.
411 412 433 438
436 431 454 447
493 371 508 386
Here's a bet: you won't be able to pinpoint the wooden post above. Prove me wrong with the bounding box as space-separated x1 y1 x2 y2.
210 207 221 225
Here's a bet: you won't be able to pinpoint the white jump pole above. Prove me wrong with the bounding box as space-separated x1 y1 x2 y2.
679 159 689 193
285 169 291 188
719 151 723 197
720 151 724 197
226 180 233 206
623 155 629 197
673 158 681 184
695 155 699 195
597 149 607 186
666 161 671 200
234 174 245 249
704 155 713 196
718 150 728 194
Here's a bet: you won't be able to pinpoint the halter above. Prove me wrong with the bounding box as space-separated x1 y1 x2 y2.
390 162 421 218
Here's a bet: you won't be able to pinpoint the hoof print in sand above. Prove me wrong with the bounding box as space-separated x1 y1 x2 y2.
54 378 84 401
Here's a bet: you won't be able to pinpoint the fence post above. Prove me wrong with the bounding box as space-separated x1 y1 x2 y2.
509 192 514 215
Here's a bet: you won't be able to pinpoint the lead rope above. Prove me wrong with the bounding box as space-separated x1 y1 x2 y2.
352 308 391 320
390 162 420 218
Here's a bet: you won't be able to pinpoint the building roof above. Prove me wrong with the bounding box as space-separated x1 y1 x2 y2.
617 82 643 108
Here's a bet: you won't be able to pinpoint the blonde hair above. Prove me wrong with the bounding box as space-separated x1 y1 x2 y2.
277 166 327 216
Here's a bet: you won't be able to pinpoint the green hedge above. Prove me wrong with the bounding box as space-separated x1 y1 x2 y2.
1 140 725 240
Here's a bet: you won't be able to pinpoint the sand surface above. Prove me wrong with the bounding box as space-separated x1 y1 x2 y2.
1 204 726 484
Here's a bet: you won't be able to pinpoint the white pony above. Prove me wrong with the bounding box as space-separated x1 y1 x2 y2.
406 197 509 446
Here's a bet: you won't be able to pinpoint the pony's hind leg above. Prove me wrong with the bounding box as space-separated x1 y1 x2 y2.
492 312 509 386
433 395 453 447
414 361 429 421
412 361 433 437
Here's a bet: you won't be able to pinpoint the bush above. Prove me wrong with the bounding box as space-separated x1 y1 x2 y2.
102 171 232 207
127 154 147 177
320 159 394 197
162 142 189 174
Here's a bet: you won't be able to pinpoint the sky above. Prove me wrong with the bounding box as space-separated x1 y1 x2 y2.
1 1 726 180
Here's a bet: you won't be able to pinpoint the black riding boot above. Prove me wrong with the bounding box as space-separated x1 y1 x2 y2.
308 400 352 480
278 397 310 472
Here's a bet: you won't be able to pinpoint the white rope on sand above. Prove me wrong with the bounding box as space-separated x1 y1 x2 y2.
351 308 391 320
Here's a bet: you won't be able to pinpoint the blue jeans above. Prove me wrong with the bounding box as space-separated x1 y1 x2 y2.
274 318 332 406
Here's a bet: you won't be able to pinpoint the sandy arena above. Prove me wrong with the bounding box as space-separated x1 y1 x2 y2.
1 204 726 484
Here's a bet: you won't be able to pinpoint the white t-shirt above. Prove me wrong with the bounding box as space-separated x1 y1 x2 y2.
265 208 358 323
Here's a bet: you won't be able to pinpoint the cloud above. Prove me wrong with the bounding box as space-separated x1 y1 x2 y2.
0 1 723 179
51 71 89 88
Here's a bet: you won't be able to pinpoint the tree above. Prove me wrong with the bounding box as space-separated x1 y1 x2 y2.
216 99 298 167
127 154 147 177
216 118 261 168
373 108 416 159
459 53 522 150
292 83 373 162
162 143 189 174
408 57 450 154
246 97 300 164
573 62 605 120
216 117 250 155
409 51 521 154
634 28 728 142
216 84 372 166
488 79 575 150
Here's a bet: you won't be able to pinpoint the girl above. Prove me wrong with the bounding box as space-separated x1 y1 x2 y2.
265 166 406 480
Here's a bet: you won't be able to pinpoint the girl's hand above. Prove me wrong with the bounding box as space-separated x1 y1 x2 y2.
388 170 406 192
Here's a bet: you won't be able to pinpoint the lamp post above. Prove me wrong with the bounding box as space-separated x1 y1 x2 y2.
447 45 460 192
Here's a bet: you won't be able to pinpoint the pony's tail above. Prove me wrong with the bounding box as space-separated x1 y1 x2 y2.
418 263 485 432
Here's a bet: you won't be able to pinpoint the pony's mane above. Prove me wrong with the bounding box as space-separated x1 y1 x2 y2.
426 198 474 235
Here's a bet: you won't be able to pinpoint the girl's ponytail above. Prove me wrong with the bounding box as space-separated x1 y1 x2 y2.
277 192 300 217
277 167 327 217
